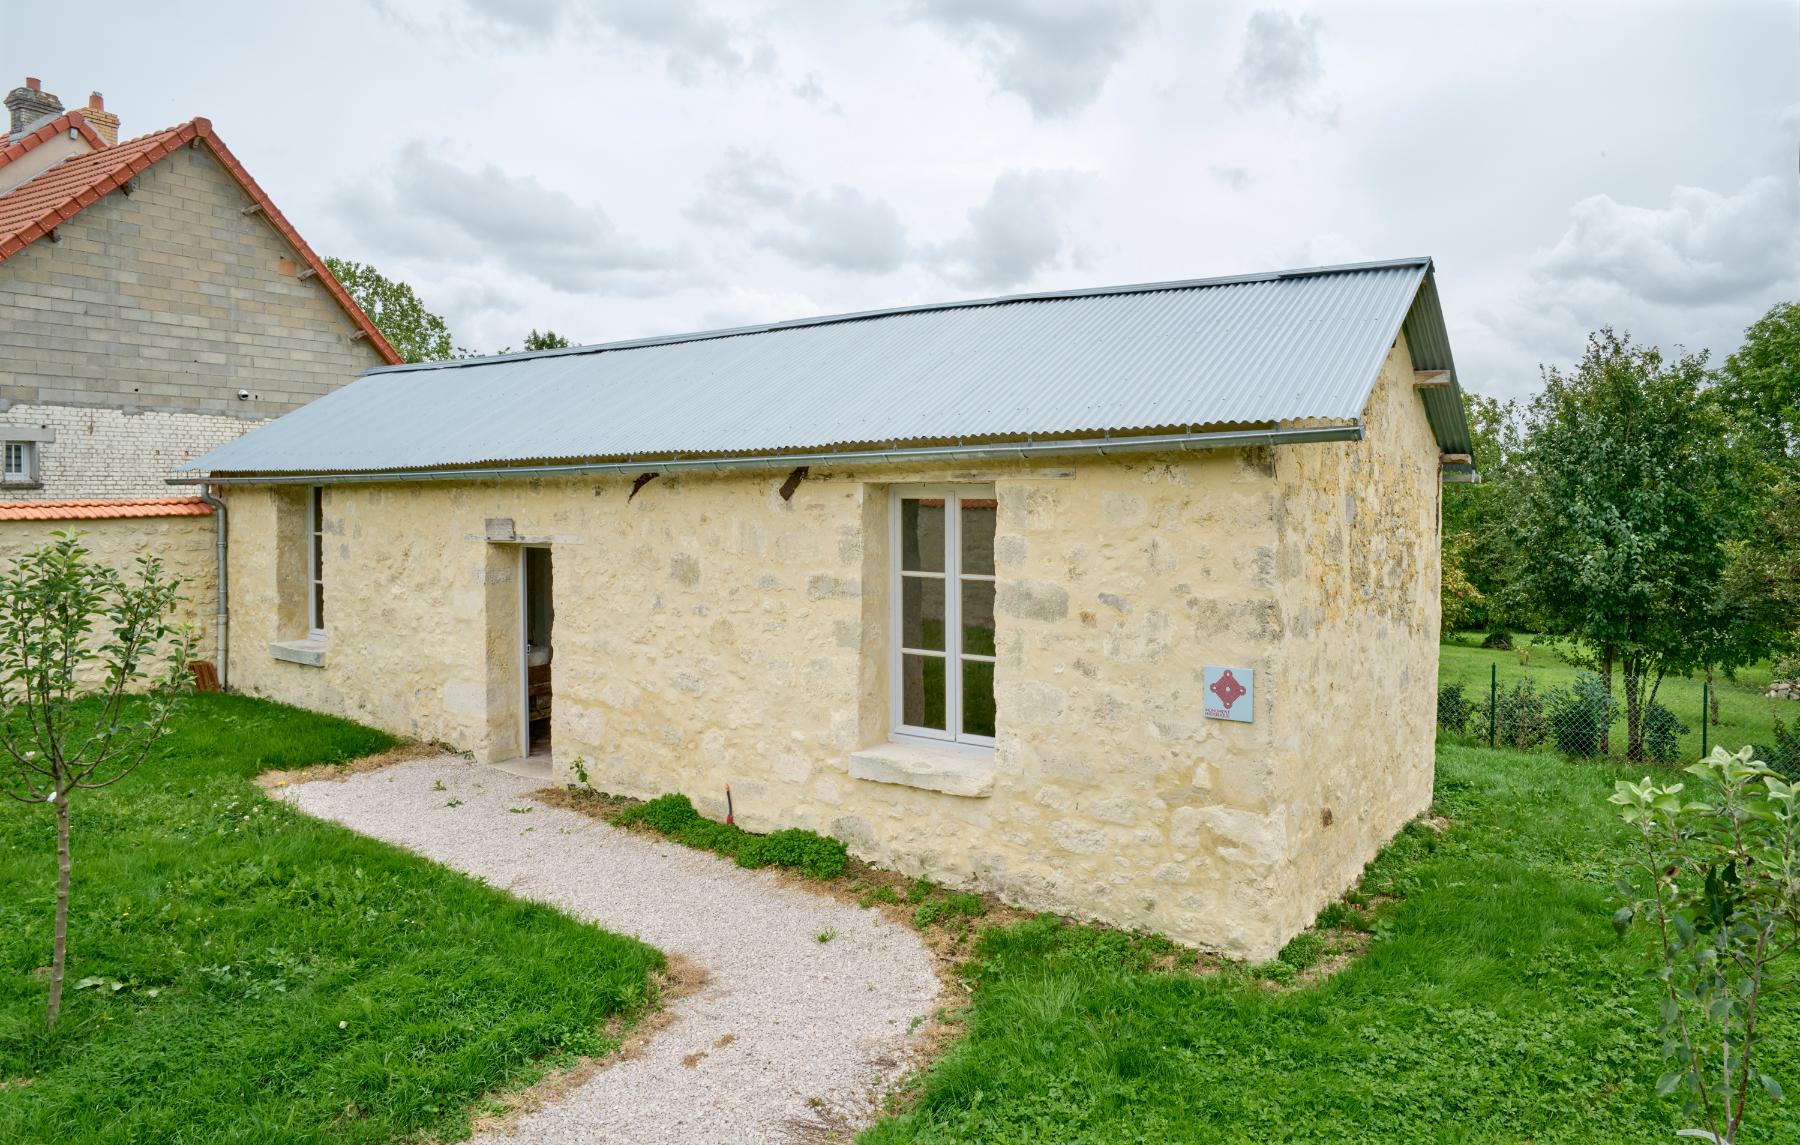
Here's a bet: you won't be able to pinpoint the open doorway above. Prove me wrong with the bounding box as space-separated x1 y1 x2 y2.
520 546 553 758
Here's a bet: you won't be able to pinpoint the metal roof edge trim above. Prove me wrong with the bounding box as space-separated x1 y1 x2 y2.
171 423 1365 487
362 257 1438 378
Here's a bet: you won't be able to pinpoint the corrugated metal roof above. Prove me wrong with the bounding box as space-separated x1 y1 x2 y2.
184 257 1472 477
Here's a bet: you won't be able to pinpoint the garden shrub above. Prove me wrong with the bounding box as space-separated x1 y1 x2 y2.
1641 700 1689 765
1436 681 1473 735
1754 715 1800 782
1544 671 1617 758
1480 677 1549 750
1480 628 1515 650
736 828 848 879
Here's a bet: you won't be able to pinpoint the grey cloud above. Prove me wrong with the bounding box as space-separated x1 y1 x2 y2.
692 151 910 274
913 0 1150 118
337 142 684 293
1231 9 1335 122
1212 165 1251 190
932 168 1096 291
1534 176 1800 307
458 0 759 81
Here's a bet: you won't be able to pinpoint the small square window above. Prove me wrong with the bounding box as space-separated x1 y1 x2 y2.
2 442 36 483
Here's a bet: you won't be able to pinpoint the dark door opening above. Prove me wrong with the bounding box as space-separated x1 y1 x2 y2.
523 547 553 758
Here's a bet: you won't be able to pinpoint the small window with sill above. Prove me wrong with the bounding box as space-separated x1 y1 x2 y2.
2 441 38 485
891 486 997 746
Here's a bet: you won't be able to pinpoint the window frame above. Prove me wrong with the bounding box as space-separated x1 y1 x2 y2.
888 484 997 750
1 441 36 484
307 486 326 639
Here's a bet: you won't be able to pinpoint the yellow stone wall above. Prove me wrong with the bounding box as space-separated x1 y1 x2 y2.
0 512 218 652
219 338 1441 959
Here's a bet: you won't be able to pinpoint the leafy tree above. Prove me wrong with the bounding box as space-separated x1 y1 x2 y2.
1612 746 1799 1145
0 534 194 1026
324 257 455 364
1509 330 1739 761
1715 301 1800 465
523 329 572 351
1442 391 1526 629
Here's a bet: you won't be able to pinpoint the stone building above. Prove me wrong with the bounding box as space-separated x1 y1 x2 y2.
0 77 399 662
182 258 1475 959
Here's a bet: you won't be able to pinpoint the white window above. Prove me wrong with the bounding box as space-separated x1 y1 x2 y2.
2 441 35 483
308 486 326 636
890 485 997 747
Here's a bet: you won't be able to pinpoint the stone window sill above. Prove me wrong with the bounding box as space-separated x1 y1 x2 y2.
269 638 328 668
849 741 995 798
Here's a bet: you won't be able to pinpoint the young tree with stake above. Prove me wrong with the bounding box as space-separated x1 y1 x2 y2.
0 533 194 1026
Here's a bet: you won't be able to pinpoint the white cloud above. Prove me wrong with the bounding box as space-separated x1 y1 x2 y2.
692 151 911 274
335 142 687 294
1535 176 1800 307
931 168 1097 291
1230 9 1335 123
912 0 1150 118
1476 174 1800 386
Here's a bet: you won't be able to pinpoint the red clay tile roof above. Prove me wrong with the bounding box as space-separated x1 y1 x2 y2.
0 497 214 521
0 109 106 169
0 117 401 365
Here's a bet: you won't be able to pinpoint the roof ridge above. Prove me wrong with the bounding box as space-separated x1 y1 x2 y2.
0 117 402 365
369 257 1435 376
0 109 107 172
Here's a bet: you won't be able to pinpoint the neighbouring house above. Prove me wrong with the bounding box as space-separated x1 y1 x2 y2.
0 76 399 671
181 258 1475 959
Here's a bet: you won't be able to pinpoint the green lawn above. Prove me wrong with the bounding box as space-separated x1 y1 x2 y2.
864 744 1800 1144
1439 632 1791 761
0 694 662 1144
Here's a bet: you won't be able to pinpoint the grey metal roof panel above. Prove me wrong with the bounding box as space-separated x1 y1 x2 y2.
185 257 1470 476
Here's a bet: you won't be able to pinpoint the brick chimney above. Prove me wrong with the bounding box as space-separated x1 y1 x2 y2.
81 92 120 145
6 77 64 136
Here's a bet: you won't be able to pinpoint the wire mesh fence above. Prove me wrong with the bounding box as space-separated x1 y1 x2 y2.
1438 663 1800 775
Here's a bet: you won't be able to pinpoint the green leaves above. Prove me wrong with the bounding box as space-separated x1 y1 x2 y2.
324 257 455 364
1613 741 1800 1141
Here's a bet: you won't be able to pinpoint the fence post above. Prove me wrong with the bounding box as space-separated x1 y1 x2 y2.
1489 662 1498 750
1701 681 1708 758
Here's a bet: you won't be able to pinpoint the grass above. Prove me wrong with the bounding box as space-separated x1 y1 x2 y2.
862 743 1800 1144
0 693 663 1144
1439 631 1791 761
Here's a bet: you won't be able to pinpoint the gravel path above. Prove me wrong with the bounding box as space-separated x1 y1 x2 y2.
277 755 941 1144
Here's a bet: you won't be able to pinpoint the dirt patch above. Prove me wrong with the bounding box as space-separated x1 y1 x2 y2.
255 741 446 793
465 953 708 1139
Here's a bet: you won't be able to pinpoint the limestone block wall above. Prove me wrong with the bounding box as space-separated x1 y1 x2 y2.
217 339 1442 959
0 511 217 649
1260 336 1442 948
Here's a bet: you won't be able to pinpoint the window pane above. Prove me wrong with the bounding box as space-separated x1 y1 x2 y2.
961 579 995 657
901 652 947 730
960 496 996 575
900 576 945 651
312 579 325 631
961 659 995 738
900 498 945 573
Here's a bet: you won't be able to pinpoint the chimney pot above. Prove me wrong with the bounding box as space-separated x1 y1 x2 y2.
25 77 41 91
88 92 104 110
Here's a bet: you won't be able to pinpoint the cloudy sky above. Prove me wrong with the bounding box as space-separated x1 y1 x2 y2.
11 0 1799 398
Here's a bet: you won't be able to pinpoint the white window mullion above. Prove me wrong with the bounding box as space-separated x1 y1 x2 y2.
946 489 962 742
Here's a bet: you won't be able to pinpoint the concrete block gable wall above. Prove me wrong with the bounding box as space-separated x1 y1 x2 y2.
0 143 387 499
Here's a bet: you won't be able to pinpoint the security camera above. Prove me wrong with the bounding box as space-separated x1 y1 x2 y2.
237 389 250 400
